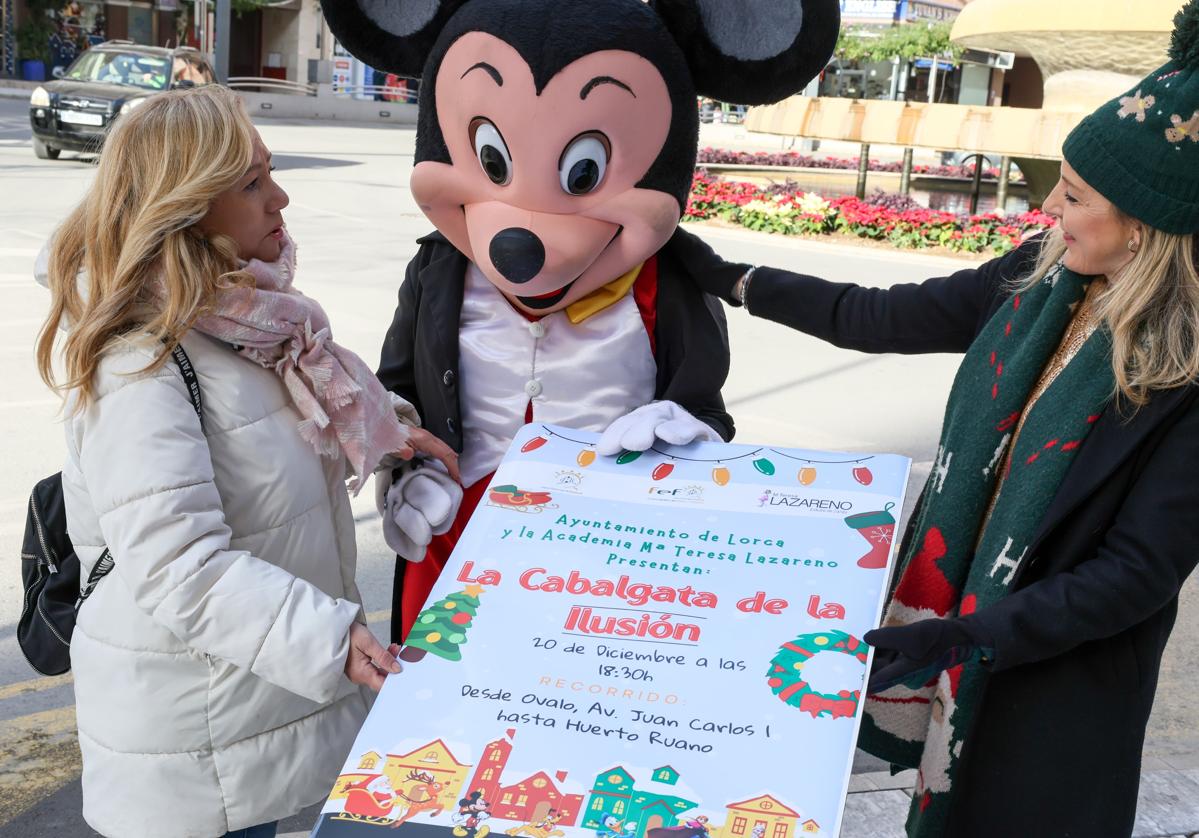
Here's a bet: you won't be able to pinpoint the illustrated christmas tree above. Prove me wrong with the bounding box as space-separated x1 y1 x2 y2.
400 584 485 662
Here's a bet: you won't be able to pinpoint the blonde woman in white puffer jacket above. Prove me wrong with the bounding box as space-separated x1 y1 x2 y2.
35 86 457 838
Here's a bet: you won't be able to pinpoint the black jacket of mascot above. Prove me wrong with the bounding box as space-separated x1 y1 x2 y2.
322 0 840 642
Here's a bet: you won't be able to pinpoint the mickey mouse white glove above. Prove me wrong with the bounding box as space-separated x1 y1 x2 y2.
596 400 721 456
375 459 464 561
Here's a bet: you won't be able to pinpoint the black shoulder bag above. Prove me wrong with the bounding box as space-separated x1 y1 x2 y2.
18 344 203 676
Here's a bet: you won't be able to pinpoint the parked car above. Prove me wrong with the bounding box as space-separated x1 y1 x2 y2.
28 41 215 160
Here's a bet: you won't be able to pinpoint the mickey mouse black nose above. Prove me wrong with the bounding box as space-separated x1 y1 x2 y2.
489 227 545 284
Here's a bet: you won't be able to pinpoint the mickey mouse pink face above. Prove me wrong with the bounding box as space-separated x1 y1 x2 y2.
411 32 679 314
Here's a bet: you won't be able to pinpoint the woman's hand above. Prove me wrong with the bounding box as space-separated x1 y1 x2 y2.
344 622 402 691
394 427 461 484
864 617 993 694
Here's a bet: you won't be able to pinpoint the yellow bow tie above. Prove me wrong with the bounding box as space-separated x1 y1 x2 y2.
564 262 645 324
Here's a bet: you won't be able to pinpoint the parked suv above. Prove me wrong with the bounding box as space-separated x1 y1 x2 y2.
28 41 215 159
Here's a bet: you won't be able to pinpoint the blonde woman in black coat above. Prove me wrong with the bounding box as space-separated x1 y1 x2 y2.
697 6 1199 835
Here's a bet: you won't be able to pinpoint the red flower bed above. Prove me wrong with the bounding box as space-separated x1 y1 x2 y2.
686 173 1055 254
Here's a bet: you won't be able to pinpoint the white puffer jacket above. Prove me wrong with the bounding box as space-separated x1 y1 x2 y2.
61 329 373 837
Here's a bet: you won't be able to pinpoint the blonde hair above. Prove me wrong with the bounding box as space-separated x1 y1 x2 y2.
36 84 255 407
1023 225 1199 406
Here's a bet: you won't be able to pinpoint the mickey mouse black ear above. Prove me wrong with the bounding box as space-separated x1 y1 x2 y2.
651 0 840 105
322 0 472 76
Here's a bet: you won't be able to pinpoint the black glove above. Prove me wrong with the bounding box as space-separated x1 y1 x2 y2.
864 618 994 694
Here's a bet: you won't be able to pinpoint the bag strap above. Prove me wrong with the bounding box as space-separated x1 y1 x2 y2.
78 343 201 608
78 549 113 603
171 343 203 429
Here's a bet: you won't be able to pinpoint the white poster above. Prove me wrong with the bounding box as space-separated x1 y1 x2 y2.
312 424 910 838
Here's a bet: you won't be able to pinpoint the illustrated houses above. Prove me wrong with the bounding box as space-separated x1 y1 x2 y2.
331 739 472 816
583 765 698 834
721 795 818 838
466 729 585 825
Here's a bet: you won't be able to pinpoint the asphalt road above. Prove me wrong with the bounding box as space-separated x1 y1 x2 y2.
0 95 1196 836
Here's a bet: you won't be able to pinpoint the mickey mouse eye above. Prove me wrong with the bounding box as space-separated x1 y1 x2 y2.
559 132 609 196
471 118 512 186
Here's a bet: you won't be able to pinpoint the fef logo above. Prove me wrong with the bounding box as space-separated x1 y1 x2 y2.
647 484 704 504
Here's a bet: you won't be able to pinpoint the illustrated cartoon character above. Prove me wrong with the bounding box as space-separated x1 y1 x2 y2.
321 0 841 642
452 789 493 838
391 770 448 827
648 815 709 838
341 774 402 823
596 814 629 838
507 807 568 838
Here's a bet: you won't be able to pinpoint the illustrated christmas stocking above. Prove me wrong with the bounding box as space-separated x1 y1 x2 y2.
844 504 896 569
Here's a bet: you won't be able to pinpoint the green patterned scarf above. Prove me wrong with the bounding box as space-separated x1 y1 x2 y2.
857 260 1115 837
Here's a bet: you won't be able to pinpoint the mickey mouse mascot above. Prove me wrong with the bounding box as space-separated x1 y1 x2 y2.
320 0 840 642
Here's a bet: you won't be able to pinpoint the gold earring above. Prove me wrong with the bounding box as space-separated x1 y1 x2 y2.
1127 239 1139 253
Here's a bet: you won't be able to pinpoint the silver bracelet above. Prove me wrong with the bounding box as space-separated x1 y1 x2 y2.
737 267 757 310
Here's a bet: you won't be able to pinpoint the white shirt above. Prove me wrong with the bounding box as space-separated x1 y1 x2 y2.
457 263 657 484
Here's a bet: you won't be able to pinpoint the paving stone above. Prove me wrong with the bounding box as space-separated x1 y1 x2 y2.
1163 752 1199 771
851 769 917 792
1134 769 1199 836
839 789 912 838
847 774 878 793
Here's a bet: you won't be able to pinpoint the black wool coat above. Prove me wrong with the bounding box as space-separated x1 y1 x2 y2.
744 240 1199 837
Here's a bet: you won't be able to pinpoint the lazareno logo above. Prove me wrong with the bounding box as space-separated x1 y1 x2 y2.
758 489 854 513
647 484 705 504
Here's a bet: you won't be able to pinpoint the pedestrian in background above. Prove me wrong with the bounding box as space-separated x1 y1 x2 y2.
35 85 456 838
695 3 1199 835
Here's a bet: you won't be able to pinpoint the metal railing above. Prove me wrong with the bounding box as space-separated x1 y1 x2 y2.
222 78 420 103
225 76 317 96
328 84 419 104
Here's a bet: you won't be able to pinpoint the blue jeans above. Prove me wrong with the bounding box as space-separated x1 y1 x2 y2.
222 823 278 838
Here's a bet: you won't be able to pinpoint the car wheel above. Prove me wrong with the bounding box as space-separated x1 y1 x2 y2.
33 137 61 160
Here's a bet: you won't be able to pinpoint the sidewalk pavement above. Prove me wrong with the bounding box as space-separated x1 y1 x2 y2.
276 760 1199 838
0 81 37 100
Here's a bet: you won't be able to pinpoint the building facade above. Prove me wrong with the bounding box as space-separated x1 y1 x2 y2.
467 730 585 827
583 765 698 835
826 0 984 106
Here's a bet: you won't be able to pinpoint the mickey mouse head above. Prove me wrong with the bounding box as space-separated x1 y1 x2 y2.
323 0 838 313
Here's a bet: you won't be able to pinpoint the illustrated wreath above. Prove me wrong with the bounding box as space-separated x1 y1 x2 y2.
767 630 868 719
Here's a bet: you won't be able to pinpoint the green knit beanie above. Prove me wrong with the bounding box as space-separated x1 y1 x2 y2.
1062 0 1199 234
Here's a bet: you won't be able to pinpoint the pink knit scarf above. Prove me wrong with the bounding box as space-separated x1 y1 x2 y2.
190 230 408 489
